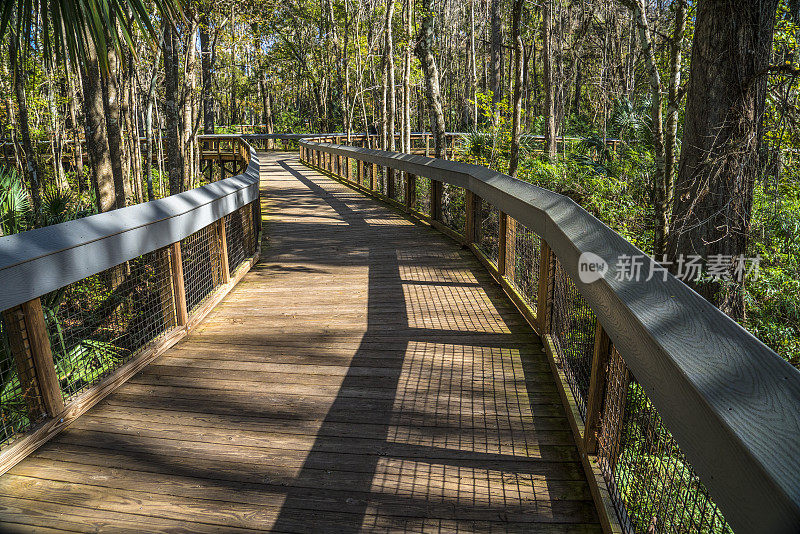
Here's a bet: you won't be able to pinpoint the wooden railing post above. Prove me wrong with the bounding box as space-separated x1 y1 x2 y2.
536 238 555 334
431 180 442 221
464 190 480 245
216 218 231 284
505 217 517 279
386 167 395 198
170 242 189 327
371 162 377 190
2 299 64 418
405 173 416 212
585 322 612 453
358 159 364 185
497 212 507 276
345 157 351 182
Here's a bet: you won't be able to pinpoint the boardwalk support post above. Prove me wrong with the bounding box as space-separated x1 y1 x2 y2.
405 173 416 212
431 180 442 222
498 212 507 276
216 219 231 284
2 300 64 418
386 167 395 198
585 322 612 454
170 242 189 327
505 216 516 280
536 238 554 334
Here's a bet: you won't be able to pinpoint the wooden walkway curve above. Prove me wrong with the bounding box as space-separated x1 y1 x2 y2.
0 153 601 533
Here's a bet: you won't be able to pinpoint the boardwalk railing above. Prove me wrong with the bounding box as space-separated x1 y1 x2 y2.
299 137 800 534
0 138 260 473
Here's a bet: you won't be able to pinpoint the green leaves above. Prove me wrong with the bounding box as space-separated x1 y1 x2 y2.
0 0 183 72
0 166 31 236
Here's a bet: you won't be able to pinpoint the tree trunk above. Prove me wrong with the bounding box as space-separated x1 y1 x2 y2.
200 7 216 134
46 67 66 190
402 0 413 152
182 17 199 188
542 0 556 160
414 0 446 158
261 76 274 134
385 0 396 151
572 59 582 117
3 56 23 174
164 22 184 195
102 22 128 209
663 0 687 254
508 0 524 177
65 61 85 192
122 49 142 204
667 0 779 320
490 0 502 102
9 37 43 224
625 0 667 256
469 0 478 128
145 45 162 201
79 31 116 213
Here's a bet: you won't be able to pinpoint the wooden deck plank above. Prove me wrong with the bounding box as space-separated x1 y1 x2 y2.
0 152 600 532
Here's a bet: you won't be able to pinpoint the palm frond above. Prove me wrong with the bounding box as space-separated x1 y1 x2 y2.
0 166 31 236
1 0 184 72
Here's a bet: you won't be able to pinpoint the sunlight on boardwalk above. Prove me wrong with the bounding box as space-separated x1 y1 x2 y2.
0 152 600 533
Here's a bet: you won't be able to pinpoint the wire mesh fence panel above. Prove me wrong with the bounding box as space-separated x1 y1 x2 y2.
476 198 500 266
506 219 540 313
226 202 257 274
0 309 47 448
415 176 431 216
182 224 224 313
441 184 466 236
42 247 177 402
598 348 733 534
550 257 596 419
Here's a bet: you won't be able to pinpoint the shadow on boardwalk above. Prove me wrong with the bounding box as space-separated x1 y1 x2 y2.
270 159 598 532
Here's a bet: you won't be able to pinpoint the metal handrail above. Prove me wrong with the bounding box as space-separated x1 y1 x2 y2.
299 138 800 534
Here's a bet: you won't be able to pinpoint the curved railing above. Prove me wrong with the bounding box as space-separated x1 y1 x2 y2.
299 137 800 534
0 138 261 472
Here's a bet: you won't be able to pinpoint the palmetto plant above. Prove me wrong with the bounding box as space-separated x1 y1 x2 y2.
609 97 651 143
41 187 94 227
1 166 95 235
459 130 493 160
0 166 31 236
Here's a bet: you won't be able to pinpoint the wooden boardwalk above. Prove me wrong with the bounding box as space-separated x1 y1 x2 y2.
0 153 600 533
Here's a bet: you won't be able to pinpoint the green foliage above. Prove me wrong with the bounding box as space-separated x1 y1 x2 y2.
0 166 31 235
613 382 731 534
459 130 493 161
274 109 310 133
41 187 93 226
1 168 94 236
53 339 123 391
0 0 181 71
745 183 800 366
609 97 652 144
